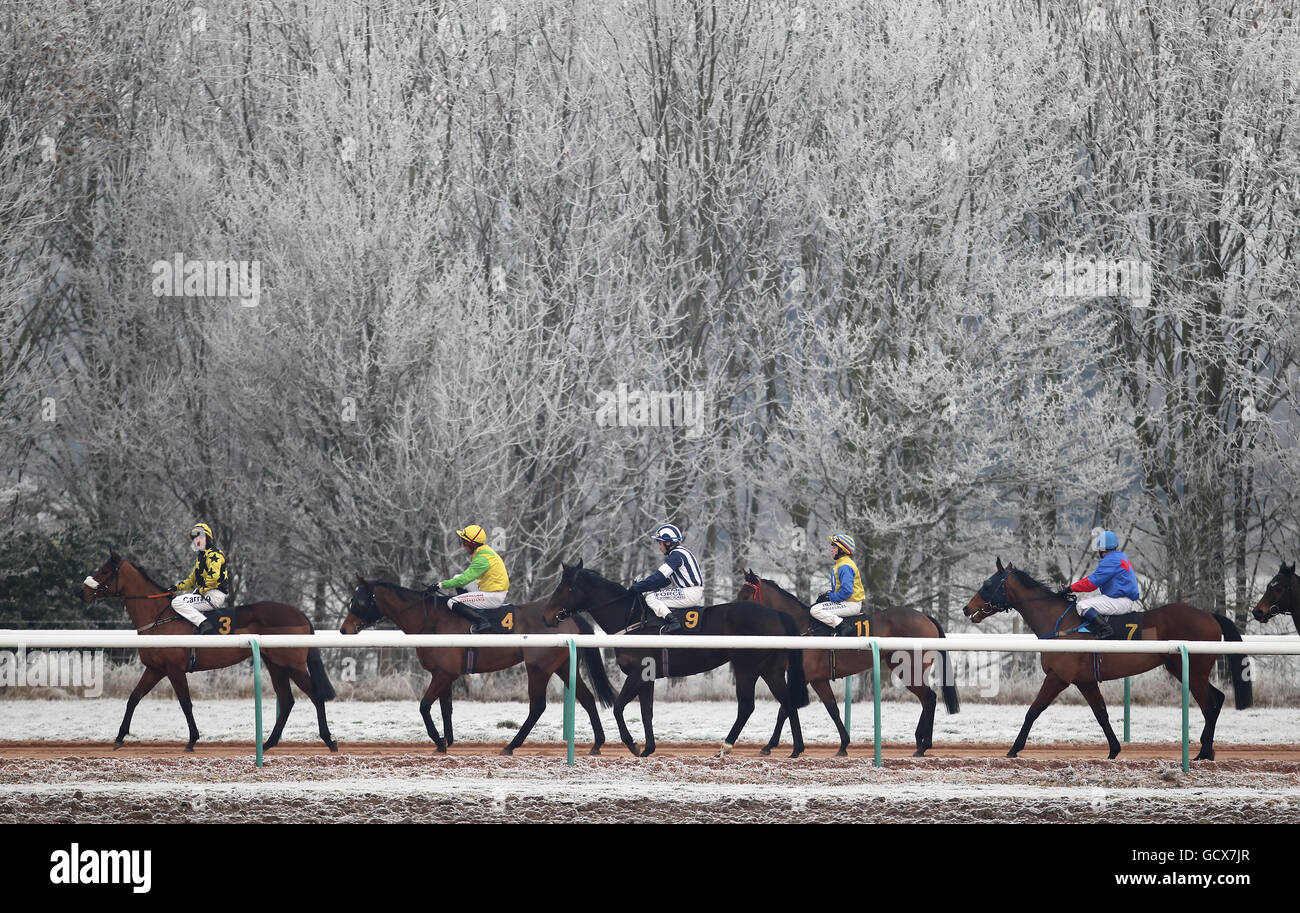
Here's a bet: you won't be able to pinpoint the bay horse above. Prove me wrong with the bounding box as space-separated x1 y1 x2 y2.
340 577 616 754
1253 561 1298 630
81 552 337 752
542 560 811 758
964 557 1251 760
738 570 959 756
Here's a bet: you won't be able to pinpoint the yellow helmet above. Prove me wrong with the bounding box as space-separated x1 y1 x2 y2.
457 524 487 546
189 523 214 541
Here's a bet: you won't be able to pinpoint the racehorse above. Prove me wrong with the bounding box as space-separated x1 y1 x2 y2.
340 576 616 754
738 569 959 756
964 558 1251 760
1254 561 1299 630
542 560 810 757
81 552 338 752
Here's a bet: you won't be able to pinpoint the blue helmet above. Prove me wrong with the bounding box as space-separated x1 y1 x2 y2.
1092 529 1119 552
651 524 683 544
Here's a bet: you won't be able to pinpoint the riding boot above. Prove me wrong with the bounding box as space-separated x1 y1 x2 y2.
659 612 684 635
1082 607 1113 638
187 619 216 672
452 602 493 634
834 619 856 637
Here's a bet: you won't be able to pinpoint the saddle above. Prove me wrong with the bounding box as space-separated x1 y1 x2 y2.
201 603 237 634
1087 610 1145 641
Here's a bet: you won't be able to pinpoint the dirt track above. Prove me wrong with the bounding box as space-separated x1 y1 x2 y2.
1 738 1298 761
1 741 1298 823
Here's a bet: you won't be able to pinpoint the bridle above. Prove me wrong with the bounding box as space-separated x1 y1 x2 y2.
84 559 184 632
739 576 763 604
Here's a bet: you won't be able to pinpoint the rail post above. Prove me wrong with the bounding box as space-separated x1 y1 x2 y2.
843 675 853 740
565 638 576 767
1123 676 1130 742
871 640 882 767
1180 644 1190 772
252 638 264 768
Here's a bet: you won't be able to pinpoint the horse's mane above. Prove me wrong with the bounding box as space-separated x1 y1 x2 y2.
372 580 433 603
1009 567 1054 596
129 559 171 592
576 566 629 595
760 576 808 610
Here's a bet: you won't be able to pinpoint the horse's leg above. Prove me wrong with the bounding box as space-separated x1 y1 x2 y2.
1008 672 1069 758
612 674 641 756
811 679 849 756
720 666 759 756
906 684 938 757
261 664 294 752
441 692 454 747
638 682 658 758
761 665 805 759
114 666 164 749
1167 656 1224 761
164 669 201 752
1075 680 1122 759
503 664 550 755
418 669 456 752
761 705 787 756
569 671 606 756
286 665 338 752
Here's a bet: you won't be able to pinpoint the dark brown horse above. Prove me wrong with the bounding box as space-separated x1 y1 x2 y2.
81 552 337 752
964 558 1251 760
1254 561 1298 630
340 577 615 754
542 561 810 758
738 570 959 756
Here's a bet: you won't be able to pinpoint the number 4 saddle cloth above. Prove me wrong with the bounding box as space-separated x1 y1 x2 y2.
478 605 519 633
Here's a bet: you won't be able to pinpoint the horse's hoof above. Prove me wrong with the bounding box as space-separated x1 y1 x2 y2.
1194 752 1214 762
112 741 124 751
499 746 514 756
1006 749 1019 758
588 746 601 756
913 749 926 757
628 743 640 756
759 745 773 756
836 748 849 757
789 748 804 759
718 741 734 757
435 743 447 754
184 745 196 753
639 745 656 758
327 741 339 753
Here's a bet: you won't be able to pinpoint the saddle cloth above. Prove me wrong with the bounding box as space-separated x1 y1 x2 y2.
1087 610 1146 641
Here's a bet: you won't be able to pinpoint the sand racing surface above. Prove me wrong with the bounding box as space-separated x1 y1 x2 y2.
0 739 1298 823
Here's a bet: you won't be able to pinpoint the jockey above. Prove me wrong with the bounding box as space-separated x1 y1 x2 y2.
172 523 230 635
810 534 865 636
434 525 509 635
1062 529 1140 638
629 524 704 634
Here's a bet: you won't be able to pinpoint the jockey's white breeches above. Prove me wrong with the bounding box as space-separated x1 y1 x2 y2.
810 600 862 627
172 590 227 627
644 586 705 618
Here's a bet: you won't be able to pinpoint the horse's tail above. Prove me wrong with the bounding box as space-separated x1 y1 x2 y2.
926 614 961 715
777 611 811 709
573 615 616 708
306 624 337 703
1213 613 1252 710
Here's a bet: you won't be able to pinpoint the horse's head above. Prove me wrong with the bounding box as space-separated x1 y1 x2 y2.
1254 561 1297 623
543 559 584 627
340 574 382 634
81 552 124 603
964 557 1013 624
737 568 763 603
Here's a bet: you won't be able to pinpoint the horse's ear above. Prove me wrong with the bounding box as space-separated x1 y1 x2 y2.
995 556 1004 572
109 551 121 567
1285 561 1295 575
354 572 367 585
575 558 583 570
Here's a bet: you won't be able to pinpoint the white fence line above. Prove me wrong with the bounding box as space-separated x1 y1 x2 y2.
1 629 1298 654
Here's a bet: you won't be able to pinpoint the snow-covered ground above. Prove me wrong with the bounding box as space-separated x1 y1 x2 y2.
0 697 1295 745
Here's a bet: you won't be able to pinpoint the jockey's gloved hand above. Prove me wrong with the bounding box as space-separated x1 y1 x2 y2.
815 592 830 604
1055 586 1073 598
